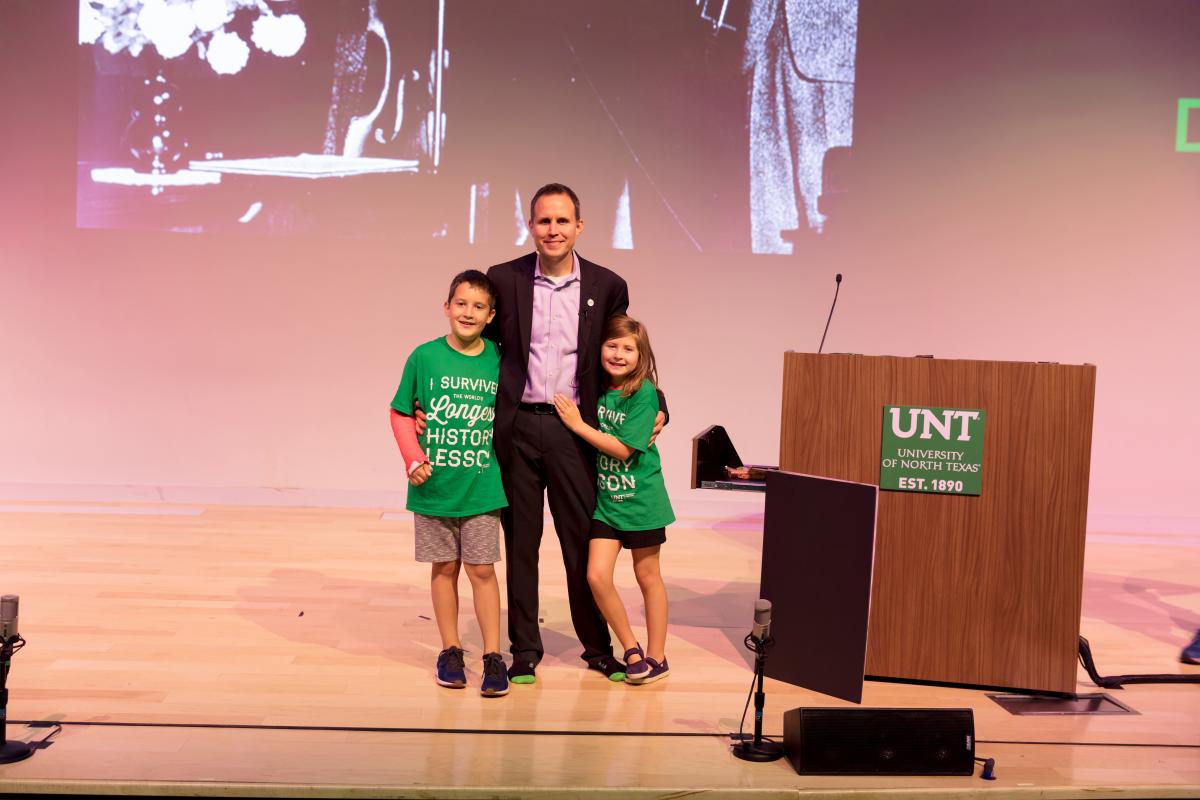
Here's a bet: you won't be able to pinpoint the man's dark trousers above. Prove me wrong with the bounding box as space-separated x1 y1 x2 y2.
501 408 610 666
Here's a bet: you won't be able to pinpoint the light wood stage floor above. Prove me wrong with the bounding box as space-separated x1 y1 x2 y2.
0 500 1197 799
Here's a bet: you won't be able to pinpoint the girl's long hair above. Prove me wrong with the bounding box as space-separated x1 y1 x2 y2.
602 314 659 397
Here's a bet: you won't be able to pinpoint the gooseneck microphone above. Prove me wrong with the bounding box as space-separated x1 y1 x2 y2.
817 273 843 354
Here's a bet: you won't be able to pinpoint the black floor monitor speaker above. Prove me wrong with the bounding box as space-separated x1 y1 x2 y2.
783 707 975 775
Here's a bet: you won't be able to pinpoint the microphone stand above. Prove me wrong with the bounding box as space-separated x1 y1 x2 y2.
732 632 784 762
0 633 32 764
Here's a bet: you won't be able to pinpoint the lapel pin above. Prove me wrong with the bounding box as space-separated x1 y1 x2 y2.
587 298 595 307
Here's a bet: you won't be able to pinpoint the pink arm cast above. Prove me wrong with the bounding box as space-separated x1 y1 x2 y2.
390 409 428 475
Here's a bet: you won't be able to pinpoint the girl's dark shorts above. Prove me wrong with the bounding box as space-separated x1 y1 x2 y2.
590 519 667 550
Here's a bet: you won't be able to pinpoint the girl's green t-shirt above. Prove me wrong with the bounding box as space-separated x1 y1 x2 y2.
593 381 675 532
391 337 507 517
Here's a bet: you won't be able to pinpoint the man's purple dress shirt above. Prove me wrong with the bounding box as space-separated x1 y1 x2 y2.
522 252 582 404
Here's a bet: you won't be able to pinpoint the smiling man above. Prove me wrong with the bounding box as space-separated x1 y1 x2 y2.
485 183 661 684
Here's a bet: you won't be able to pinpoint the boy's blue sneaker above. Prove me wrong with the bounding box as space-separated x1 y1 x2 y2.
1182 629 1200 665
480 652 510 697
436 646 467 688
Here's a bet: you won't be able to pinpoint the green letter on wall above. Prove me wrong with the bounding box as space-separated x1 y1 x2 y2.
1177 99 1200 152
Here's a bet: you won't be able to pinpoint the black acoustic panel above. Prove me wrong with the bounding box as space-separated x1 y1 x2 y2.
783 707 975 775
761 470 877 703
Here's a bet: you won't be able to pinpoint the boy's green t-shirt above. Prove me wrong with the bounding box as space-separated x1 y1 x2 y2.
390 337 507 517
593 381 675 531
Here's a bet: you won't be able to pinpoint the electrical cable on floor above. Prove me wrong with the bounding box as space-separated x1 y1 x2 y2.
974 756 996 780
1079 636 1200 688
734 647 757 744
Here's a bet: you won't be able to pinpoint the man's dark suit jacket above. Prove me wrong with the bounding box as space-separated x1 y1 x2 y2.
485 252 629 464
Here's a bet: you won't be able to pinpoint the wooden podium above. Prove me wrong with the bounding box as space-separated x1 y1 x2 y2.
779 353 1096 695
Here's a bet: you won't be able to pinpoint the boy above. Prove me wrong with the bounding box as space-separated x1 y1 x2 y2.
389 270 508 696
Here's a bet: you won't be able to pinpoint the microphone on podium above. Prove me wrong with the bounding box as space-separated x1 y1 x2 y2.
818 273 843 354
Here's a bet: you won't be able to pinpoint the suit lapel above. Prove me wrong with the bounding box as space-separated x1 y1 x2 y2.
577 256 595 380
517 253 535 367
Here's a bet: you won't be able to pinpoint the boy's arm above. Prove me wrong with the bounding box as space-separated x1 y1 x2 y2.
552 394 635 460
390 409 431 482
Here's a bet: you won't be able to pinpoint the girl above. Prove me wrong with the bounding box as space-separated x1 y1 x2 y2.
554 315 675 685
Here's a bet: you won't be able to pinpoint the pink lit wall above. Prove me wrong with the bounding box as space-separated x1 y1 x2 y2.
2 1 1198 531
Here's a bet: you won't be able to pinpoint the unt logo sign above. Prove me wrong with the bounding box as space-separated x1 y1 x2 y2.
1178 99 1200 153
888 408 982 441
880 405 986 496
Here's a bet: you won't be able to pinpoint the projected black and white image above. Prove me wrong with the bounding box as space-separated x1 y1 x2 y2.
745 0 857 253
77 0 859 254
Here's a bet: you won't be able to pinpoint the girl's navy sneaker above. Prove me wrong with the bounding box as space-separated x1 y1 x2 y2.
628 655 669 685
622 645 649 683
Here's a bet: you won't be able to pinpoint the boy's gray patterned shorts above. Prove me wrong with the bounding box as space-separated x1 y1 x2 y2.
414 511 502 565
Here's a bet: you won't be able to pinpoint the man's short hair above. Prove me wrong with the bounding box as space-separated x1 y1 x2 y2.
447 269 497 307
529 183 581 222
